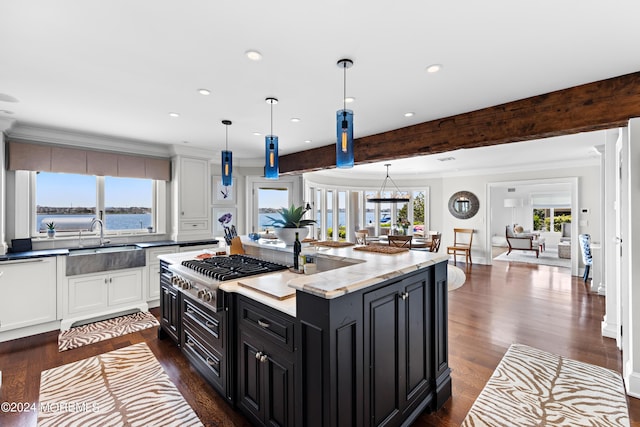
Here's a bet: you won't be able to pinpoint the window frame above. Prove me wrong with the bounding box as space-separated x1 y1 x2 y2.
29 171 163 238
305 180 429 241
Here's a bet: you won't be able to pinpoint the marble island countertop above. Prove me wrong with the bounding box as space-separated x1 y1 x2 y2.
159 238 448 317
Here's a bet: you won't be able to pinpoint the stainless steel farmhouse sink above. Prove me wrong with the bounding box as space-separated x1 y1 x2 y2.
66 245 145 275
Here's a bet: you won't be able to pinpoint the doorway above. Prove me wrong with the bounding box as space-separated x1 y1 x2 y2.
487 178 579 277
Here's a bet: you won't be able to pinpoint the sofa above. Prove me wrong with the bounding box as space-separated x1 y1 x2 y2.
505 225 545 258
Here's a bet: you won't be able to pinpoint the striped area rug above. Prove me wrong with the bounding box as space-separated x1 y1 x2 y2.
58 311 159 352
462 344 630 426
38 342 202 427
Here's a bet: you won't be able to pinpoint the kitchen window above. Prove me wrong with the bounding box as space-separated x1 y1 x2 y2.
34 171 156 235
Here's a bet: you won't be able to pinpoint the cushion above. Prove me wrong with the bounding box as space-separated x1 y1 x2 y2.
506 225 515 238
514 225 524 233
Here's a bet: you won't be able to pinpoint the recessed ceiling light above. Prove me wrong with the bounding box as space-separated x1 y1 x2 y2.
345 97 355 103
426 64 442 73
290 118 301 123
169 112 180 118
245 50 262 61
198 89 211 96
304 140 312 144
253 132 262 136
404 112 415 117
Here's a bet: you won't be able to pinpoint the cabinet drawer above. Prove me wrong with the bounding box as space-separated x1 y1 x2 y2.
182 297 224 351
183 329 225 393
180 220 209 231
238 297 295 352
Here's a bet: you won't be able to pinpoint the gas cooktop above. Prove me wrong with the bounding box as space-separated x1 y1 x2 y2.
181 254 288 281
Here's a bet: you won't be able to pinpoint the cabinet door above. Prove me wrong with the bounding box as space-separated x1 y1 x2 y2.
148 263 161 300
68 274 108 315
263 347 295 427
0 258 57 331
179 157 209 220
238 330 265 424
108 270 143 306
364 274 432 427
160 282 180 344
363 284 402 427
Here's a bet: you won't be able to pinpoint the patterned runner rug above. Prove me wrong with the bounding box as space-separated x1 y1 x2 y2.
462 344 630 426
58 311 159 352
38 342 202 427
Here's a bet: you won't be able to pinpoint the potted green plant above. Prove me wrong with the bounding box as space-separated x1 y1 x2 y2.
46 221 56 238
266 204 316 245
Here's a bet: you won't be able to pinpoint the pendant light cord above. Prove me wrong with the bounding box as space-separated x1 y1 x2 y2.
270 100 274 138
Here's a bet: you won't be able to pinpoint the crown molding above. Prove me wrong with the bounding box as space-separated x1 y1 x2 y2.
0 117 16 133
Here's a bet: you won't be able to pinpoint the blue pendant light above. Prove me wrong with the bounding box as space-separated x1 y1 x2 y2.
336 58 354 168
265 97 279 179
221 120 233 186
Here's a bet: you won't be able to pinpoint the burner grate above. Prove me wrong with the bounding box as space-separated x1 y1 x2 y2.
182 254 288 281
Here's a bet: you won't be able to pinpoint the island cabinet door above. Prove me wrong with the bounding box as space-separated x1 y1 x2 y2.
238 329 296 427
363 272 433 427
159 281 180 345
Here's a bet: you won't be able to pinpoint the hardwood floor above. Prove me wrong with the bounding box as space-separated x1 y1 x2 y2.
1 261 638 426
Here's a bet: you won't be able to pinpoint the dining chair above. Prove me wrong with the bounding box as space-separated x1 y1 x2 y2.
446 228 474 267
429 233 442 252
388 235 413 249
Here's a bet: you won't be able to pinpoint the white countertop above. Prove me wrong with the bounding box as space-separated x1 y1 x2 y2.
158 239 448 317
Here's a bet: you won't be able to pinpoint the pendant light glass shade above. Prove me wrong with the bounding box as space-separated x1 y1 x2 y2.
265 97 279 179
336 58 354 168
265 135 279 179
336 109 353 168
221 120 233 186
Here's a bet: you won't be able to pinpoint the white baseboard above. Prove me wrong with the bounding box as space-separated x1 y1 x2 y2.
625 370 640 398
601 319 618 340
0 320 60 343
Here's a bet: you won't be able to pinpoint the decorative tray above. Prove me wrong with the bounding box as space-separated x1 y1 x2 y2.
313 241 356 248
353 246 409 254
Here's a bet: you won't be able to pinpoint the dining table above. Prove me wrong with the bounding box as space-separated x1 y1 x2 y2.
366 235 432 249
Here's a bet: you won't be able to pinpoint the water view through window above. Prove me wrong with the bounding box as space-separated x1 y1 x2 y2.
36 172 153 232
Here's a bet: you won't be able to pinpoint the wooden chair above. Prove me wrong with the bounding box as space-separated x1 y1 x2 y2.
429 233 442 252
447 228 473 267
388 235 413 249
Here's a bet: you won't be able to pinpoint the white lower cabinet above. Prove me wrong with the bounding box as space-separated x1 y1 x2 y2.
0 257 57 332
146 246 178 302
64 269 144 327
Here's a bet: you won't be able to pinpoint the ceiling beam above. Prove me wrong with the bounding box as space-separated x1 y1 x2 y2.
280 71 640 174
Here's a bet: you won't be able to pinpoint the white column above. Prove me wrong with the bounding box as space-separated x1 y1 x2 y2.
602 130 619 340
624 118 640 398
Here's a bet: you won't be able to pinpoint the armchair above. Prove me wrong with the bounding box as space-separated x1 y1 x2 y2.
505 225 544 258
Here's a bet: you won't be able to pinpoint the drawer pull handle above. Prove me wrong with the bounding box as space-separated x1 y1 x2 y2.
186 339 195 347
205 321 215 329
257 319 270 328
255 351 263 360
206 357 216 366
260 354 268 363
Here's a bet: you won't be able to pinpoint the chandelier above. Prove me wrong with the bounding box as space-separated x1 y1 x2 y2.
367 164 410 203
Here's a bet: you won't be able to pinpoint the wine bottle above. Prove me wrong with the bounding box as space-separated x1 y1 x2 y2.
293 232 302 271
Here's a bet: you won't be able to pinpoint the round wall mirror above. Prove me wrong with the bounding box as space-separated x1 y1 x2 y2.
448 191 479 219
